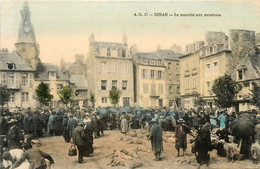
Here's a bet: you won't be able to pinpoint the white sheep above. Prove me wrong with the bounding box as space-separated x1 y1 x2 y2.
251 141 260 164
219 139 240 163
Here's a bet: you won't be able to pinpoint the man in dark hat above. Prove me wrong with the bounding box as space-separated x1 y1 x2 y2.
148 118 163 161
0 112 8 135
72 121 88 163
194 122 212 169
32 110 43 139
6 119 23 149
23 108 33 135
67 113 78 141
175 119 190 157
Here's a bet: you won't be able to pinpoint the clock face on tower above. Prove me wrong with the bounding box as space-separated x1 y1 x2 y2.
24 26 30 33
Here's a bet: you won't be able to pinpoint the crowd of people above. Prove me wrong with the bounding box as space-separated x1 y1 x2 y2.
0 106 260 169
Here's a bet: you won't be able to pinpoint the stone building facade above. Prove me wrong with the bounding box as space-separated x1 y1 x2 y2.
86 35 134 107
133 52 167 108
0 50 36 110
180 30 259 111
179 49 201 109
0 1 69 110
156 50 181 108
231 57 260 111
61 55 88 108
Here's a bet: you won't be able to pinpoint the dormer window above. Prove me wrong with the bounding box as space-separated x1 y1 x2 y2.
107 48 111 57
143 58 147 64
213 44 218 54
7 63 16 70
238 70 243 80
50 72 56 76
49 71 57 80
122 49 126 58
237 69 246 80
206 47 212 56
157 60 162 65
150 60 155 65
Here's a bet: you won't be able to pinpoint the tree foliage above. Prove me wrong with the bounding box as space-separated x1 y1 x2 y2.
212 74 241 109
109 88 122 106
89 91 96 109
59 85 72 105
35 82 53 105
250 82 260 109
0 85 10 107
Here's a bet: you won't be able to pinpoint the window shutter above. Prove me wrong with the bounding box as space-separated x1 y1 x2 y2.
16 73 21 88
129 80 131 90
29 73 33 87
162 71 164 79
107 62 110 73
97 63 100 73
106 80 110 90
162 85 164 94
97 80 101 91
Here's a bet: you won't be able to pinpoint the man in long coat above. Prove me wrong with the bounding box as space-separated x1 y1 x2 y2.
84 120 94 156
6 119 23 149
32 111 42 138
47 112 55 136
195 122 211 169
67 114 78 140
62 114 70 142
148 119 163 161
175 119 190 157
23 111 33 134
72 121 88 163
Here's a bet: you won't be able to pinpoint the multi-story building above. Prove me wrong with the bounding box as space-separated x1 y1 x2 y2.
133 52 167 108
180 30 258 111
61 55 88 108
156 50 181 108
0 1 69 109
231 57 260 111
230 32 260 112
0 2 39 110
199 32 231 108
0 49 36 110
179 48 202 109
34 63 69 108
86 35 134 107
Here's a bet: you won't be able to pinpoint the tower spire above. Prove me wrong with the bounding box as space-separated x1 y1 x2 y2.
15 1 40 71
17 0 36 43
23 1 29 10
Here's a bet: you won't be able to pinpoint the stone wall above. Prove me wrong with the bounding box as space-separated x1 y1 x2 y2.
228 29 256 73
205 31 226 47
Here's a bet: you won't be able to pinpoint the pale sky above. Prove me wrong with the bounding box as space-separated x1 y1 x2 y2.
0 0 259 65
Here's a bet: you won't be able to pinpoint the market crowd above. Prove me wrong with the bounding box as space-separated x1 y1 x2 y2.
0 106 260 169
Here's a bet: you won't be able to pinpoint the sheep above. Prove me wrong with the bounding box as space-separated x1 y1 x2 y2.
218 139 240 162
251 141 260 164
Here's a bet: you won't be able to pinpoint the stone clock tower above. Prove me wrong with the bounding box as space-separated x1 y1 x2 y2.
15 1 40 70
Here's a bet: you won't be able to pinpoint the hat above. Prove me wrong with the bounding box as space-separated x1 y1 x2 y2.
2 151 11 160
204 122 211 128
78 121 85 126
7 119 18 124
151 118 157 123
